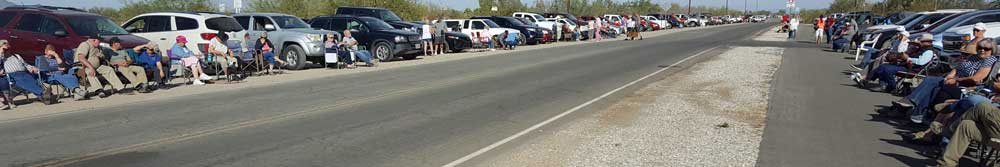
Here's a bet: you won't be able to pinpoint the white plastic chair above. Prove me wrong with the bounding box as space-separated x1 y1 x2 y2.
856 33 882 61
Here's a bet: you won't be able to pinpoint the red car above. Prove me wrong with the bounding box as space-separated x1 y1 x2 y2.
0 5 148 63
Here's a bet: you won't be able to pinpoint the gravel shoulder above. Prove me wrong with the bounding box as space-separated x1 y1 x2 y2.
475 46 784 167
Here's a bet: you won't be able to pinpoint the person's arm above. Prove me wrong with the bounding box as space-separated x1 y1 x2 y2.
957 66 993 86
944 69 959 85
155 60 164 77
77 51 94 69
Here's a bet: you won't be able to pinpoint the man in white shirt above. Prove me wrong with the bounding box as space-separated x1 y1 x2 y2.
789 16 799 39
208 31 238 81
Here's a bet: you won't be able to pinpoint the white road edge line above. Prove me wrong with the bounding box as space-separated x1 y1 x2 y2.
441 46 721 167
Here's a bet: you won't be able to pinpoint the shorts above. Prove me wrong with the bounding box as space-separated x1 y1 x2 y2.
422 39 432 43
181 56 200 67
434 35 446 44
815 29 825 37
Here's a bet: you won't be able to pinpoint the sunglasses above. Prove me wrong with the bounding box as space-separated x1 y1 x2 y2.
979 48 993 52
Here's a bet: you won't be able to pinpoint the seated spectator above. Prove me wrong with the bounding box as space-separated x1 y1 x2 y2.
906 93 992 145
171 35 212 85
41 44 86 100
505 31 518 50
75 36 124 97
934 102 1000 167
340 30 374 67
105 37 151 93
208 31 238 80
888 39 997 124
133 43 166 88
852 27 909 76
0 40 56 104
256 32 286 73
855 33 936 92
832 23 856 52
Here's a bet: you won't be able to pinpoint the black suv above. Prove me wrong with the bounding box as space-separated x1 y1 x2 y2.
471 16 544 45
335 6 471 52
308 15 421 61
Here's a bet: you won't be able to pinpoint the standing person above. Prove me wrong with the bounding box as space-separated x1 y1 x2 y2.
106 37 151 93
789 15 799 39
434 16 448 55
826 15 835 43
207 31 238 81
256 32 286 74
1 40 56 104
75 36 124 97
815 15 826 44
171 35 212 85
421 18 433 56
41 44 86 100
594 17 603 41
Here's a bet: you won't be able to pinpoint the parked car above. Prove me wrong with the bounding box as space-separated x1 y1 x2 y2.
334 6 471 55
544 12 586 26
639 16 669 29
0 5 149 63
122 11 246 58
941 22 1000 56
232 13 338 70
918 9 1000 56
544 17 589 40
471 16 544 45
862 9 971 37
512 17 552 43
435 19 521 45
307 15 422 61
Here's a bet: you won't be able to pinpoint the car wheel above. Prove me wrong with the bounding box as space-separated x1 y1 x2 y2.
282 44 307 70
518 33 526 45
373 42 394 62
687 22 697 27
402 54 418 60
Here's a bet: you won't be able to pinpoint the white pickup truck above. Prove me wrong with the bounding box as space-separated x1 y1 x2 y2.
437 19 520 44
513 12 556 29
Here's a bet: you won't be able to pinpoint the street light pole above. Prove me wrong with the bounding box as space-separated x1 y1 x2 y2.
687 0 691 15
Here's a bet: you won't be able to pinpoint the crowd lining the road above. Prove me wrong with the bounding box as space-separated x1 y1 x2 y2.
787 9 1000 166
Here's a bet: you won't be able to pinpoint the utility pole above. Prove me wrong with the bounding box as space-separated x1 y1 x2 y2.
687 0 691 15
725 0 729 15
566 0 571 13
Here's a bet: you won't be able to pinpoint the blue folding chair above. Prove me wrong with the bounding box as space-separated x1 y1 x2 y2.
34 55 68 97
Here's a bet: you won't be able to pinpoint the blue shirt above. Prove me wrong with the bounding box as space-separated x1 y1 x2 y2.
137 50 161 70
957 55 998 78
505 33 517 42
908 50 934 66
170 43 193 58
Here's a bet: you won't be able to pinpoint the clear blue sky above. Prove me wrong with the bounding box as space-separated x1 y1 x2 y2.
20 0 844 11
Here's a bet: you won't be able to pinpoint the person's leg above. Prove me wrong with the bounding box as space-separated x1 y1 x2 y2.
264 51 276 71
859 47 877 67
129 66 148 84
939 120 980 167
117 66 141 89
51 73 79 91
96 66 124 90
354 50 373 65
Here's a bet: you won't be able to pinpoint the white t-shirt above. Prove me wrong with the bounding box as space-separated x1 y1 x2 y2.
210 37 228 54
421 24 432 39
789 19 799 30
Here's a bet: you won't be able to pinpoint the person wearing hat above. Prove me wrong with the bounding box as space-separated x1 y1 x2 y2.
105 37 150 93
207 31 238 81
855 33 937 92
133 42 166 88
960 22 988 56
170 35 212 85
75 35 125 97
0 40 57 104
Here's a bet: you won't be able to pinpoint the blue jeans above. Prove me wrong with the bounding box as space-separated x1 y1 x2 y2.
8 72 43 96
833 38 850 51
867 64 906 91
825 28 833 43
352 50 373 65
907 76 946 123
788 30 796 39
860 46 878 67
263 51 276 65
505 40 517 49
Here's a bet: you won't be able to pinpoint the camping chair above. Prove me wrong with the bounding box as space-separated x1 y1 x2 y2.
892 55 943 96
323 43 345 69
34 55 70 97
233 42 263 78
856 33 882 61
165 49 192 84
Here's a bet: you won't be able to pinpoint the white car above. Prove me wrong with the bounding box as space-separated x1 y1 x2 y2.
545 18 590 35
435 19 520 43
640 16 670 29
123 12 248 57
513 12 556 30
675 14 704 27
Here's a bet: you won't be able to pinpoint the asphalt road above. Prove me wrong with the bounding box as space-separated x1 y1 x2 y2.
1 23 772 167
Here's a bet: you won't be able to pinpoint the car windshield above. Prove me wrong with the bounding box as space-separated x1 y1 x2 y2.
532 15 545 22
361 18 394 30
206 17 244 32
483 20 501 28
516 18 534 25
894 14 920 25
376 10 402 22
272 16 310 29
928 13 968 34
67 16 129 36
504 18 526 26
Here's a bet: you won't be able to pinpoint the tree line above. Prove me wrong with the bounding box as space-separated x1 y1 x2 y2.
88 0 767 24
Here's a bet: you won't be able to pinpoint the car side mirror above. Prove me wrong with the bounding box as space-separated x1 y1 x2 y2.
350 29 361 34
264 24 276 31
53 30 67 37
124 27 138 33
921 24 931 29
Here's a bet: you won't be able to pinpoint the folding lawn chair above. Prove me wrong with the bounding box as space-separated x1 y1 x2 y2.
165 49 192 84
34 55 70 97
856 33 882 61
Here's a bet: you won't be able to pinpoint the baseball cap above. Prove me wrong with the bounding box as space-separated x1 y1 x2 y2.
975 22 987 31
176 35 188 43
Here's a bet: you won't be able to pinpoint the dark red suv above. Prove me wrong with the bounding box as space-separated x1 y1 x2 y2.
0 5 148 63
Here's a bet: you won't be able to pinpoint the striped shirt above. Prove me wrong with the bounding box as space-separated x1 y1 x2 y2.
2 53 33 74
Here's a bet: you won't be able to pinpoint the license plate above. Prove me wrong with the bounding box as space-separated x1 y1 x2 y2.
414 44 421 48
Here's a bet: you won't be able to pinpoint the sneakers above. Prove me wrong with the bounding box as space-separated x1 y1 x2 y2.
98 89 113 98
40 88 56 105
193 80 206 85
199 74 213 81
892 99 915 108
851 73 867 88
72 88 86 100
